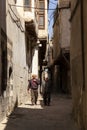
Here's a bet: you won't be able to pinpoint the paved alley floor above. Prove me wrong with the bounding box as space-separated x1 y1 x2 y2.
0 94 78 130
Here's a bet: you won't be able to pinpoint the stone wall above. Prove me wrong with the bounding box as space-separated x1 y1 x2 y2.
52 0 71 94
0 0 29 122
71 0 87 129
84 1 87 128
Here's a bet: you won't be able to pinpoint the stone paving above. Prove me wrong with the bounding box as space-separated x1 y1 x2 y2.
0 94 79 130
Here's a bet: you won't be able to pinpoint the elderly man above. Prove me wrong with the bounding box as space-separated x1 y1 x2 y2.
27 74 40 105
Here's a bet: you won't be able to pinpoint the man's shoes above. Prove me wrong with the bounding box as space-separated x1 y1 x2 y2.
47 102 50 106
35 100 37 105
44 102 47 106
31 102 34 105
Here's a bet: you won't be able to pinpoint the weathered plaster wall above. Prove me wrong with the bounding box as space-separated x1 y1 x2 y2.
71 0 87 129
0 0 29 121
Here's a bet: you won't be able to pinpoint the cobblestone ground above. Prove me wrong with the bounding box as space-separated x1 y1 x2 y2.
0 94 78 130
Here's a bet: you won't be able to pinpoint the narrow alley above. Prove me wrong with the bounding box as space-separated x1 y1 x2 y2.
0 0 87 129
0 94 78 130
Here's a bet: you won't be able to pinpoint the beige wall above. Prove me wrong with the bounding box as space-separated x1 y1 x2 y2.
0 0 29 121
7 0 28 105
0 0 47 122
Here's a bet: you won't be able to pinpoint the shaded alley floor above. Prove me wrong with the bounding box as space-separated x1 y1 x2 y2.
0 94 78 130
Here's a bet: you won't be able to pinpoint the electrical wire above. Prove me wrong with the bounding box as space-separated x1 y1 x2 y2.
48 8 56 25
8 2 58 35
50 1 57 5
48 0 58 24
8 4 25 32
8 3 57 11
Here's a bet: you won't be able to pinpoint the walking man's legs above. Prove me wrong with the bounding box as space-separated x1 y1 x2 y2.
31 89 35 105
43 92 47 105
34 90 38 104
47 92 51 106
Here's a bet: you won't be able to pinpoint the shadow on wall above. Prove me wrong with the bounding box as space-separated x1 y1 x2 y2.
0 0 8 96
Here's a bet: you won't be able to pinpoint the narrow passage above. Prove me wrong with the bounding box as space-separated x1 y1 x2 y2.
0 94 78 130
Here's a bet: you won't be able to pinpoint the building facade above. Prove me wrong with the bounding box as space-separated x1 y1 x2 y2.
0 0 48 122
50 0 71 93
71 0 87 129
38 0 49 85
0 0 30 121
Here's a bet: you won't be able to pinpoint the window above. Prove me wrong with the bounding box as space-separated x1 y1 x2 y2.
39 15 45 29
38 0 45 29
39 1 44 11
24 0 31 11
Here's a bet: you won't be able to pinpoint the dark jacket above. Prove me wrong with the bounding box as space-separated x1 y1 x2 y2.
28 79 40 90
42 79 51 93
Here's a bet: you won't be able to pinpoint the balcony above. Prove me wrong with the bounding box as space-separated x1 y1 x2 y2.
23 0 38 39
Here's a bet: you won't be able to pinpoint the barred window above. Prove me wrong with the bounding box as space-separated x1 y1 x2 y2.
38 15 45 29
24 0 31 11
38 0 45 29
39 0 44 11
